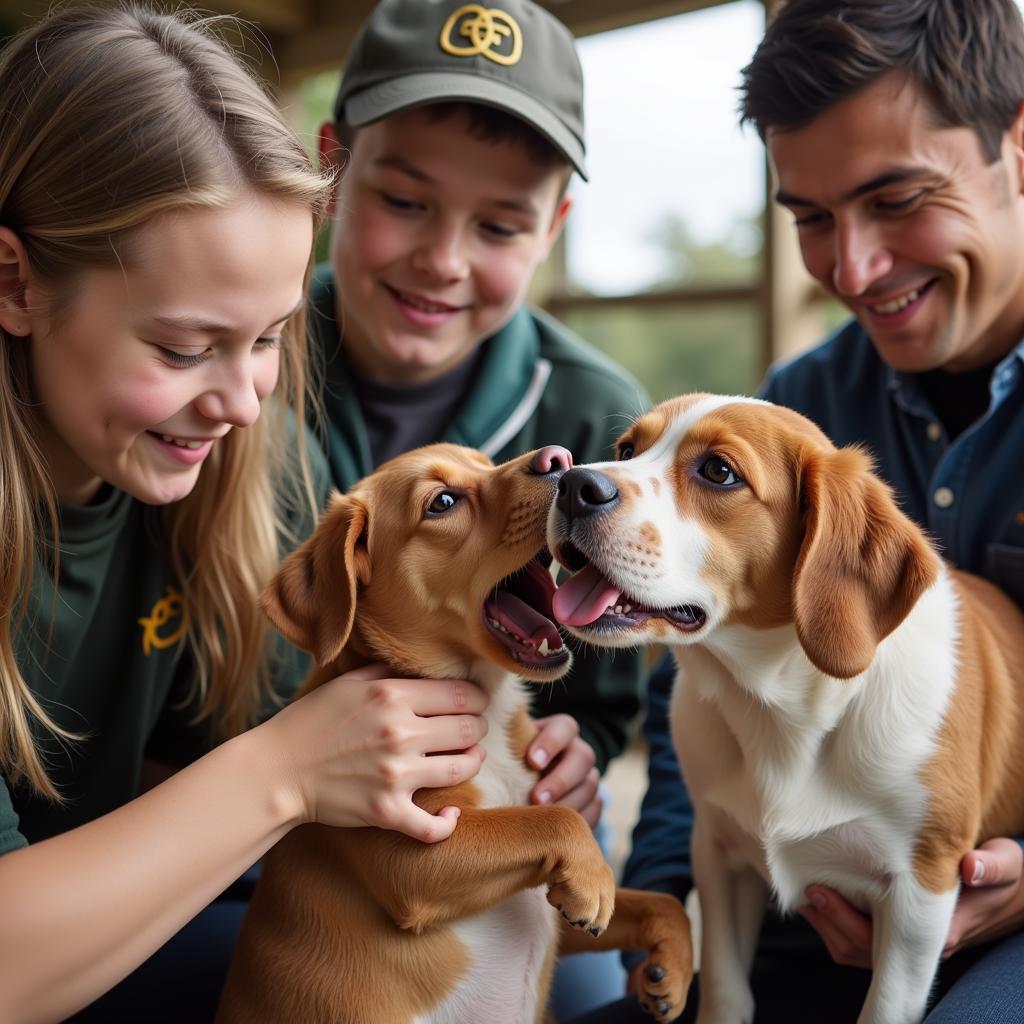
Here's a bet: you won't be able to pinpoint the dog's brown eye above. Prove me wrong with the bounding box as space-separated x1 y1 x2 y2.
426 491 460 516
618 443 635 461
699 456 739 486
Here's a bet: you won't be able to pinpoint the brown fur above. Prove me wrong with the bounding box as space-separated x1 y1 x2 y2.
216 444 692 1024
914 571 1024 892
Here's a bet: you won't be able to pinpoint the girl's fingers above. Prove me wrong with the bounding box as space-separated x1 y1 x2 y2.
390 804 463 844
415 747 487 789
415 714 489 754
404 679 491 717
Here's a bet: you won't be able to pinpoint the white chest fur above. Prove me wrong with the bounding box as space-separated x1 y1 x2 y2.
415 672 557 1024
671 574 960 912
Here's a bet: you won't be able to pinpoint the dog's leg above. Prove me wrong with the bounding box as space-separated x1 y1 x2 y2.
691 817 767 1024
346 803 616 936
558 887 694 1023
858 879 958 1024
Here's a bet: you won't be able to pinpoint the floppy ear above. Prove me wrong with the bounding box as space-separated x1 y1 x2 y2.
261 492 370 667
793 445 939 679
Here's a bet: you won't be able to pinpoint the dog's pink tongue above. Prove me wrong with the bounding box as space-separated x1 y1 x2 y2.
552 565 622 627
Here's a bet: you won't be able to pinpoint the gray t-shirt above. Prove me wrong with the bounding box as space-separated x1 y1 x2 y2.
348 347 485 467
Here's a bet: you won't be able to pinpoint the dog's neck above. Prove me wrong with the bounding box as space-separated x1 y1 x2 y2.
304 633 536 754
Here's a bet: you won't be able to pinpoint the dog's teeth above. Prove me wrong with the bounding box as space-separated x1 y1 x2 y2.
624 604 633 613
613 605 623 614
538 638 550 656
489 618 500 628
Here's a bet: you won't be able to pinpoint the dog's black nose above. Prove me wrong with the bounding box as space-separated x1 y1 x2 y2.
556 467 619 519
529 445 573 476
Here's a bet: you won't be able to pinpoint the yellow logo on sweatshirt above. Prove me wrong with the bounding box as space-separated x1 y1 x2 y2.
138 586 187 655
440 5 523 66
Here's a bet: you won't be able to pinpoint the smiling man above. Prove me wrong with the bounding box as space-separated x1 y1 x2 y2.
568 2 1024 1023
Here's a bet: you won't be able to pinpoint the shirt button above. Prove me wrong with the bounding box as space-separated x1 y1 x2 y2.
933 487 955 509
926 422 942 441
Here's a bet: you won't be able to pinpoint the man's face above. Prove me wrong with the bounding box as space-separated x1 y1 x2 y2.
769 72 1024 372
327 106 571 385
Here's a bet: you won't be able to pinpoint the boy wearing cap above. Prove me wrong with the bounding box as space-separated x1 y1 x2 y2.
310 0 647 836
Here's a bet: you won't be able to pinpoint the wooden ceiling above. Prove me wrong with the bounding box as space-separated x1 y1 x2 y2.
0 0 726 87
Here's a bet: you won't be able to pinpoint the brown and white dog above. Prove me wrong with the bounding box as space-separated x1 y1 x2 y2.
216 443 692 1024
546 395 1024 1024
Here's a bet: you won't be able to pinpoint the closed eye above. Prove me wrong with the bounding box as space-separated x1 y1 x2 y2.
157 346 210 368
380 191 423 213
875 191 923 213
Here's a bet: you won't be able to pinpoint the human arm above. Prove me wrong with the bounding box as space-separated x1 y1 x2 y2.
0 665 487 1023
801 838 1024 968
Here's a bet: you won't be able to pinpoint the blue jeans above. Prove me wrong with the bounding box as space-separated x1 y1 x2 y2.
564 912 1024 1024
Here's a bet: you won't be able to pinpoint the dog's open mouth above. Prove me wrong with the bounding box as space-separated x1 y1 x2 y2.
552 542 707 632
484 550 570 667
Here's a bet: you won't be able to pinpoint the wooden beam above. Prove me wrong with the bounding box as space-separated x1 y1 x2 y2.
541 0 727 37
203 0 316 34
545 284 759 314
273 0 731 88
274 7 374 87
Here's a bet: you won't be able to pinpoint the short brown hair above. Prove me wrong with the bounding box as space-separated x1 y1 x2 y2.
337 101 573 194
740 0 1024 162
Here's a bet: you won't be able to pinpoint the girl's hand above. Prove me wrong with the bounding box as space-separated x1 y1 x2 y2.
262 663 489 843
527 713 602 828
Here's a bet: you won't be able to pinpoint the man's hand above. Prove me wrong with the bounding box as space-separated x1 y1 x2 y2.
800 838 1024 968
527 713 602 828
944 838 1024 957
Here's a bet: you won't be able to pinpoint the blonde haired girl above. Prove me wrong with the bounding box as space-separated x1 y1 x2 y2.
0 7 487 1020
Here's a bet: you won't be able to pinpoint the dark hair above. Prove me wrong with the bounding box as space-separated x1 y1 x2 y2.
338 101 570 172
740 0 1024 161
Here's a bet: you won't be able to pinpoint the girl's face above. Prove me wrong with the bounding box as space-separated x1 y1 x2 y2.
24 192 312 505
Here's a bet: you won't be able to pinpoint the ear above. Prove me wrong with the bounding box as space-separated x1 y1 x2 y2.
0 227 33 337
317 121 349 218
793 445 939 679
260 492 370 666
542 193 572 258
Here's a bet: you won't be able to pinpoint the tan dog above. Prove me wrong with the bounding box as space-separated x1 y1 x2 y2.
547 395 1024 1024
217 443 692 1024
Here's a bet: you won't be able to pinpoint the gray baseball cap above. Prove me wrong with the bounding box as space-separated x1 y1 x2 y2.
334 0 587 179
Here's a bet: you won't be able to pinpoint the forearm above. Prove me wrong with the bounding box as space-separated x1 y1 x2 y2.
0 726 300 1023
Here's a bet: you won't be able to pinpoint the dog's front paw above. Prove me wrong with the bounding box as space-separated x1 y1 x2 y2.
635 896 694 1023
547 855 615 936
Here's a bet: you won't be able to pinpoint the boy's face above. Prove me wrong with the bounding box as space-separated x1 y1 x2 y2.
325 106 571 385
769 72 1024 372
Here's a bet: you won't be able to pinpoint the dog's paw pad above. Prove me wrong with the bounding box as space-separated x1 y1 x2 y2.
645 965 666 983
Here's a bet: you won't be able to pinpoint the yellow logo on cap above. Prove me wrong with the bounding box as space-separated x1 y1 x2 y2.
138 586 188 655
440 4 523 66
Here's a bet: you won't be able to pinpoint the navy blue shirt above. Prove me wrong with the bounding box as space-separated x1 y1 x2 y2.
622 318 1024 910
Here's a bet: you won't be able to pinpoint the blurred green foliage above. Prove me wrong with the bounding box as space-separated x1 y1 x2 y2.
564 302 761 403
